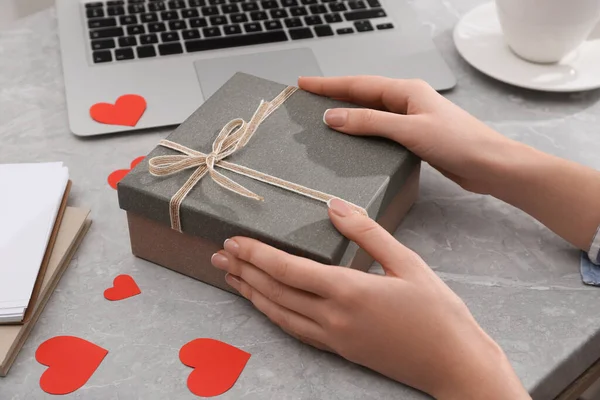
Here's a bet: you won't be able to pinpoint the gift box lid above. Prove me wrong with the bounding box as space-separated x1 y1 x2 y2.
117 73 419 265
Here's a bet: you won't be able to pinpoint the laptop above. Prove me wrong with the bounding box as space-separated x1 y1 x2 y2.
56 0 456 137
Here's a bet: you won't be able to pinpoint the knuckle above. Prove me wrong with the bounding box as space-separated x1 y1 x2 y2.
272 257 290 281
272 310 291 332
266 278 285 303
325 312 350 333
410 78 432 92
239 281 253 301
358 109 377 127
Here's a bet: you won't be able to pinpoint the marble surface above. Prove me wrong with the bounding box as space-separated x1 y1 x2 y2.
2 1 600 399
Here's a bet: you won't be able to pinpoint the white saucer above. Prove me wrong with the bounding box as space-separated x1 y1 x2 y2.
453 2 600 92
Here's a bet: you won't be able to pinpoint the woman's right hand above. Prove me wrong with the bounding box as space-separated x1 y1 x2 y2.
299 75 528 196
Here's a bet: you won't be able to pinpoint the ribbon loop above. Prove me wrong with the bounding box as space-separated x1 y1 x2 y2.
149 86 368 232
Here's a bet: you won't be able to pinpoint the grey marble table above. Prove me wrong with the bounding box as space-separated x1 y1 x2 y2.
2 1 600 399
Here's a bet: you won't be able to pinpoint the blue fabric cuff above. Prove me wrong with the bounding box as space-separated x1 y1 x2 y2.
588 224 600 266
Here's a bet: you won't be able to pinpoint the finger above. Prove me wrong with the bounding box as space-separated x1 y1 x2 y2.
322 108 418 148
326 198 427 276
225 273 326 343
298 75 415 113
280 326 335 354
212 251 325 322
222 237 340 298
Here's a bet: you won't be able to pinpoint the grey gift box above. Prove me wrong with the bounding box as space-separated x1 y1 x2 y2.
117 72 421 294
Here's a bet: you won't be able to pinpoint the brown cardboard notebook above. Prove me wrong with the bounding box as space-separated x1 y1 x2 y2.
0 206 91 376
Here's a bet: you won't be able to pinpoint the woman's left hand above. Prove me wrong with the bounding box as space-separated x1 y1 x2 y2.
210 199 529 399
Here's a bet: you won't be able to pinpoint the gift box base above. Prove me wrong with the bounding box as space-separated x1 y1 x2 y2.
126 166 420 295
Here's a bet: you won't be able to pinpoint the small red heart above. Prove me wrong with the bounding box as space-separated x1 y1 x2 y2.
90 94 146 127
36 336 108 395
180 338 251 397
108 156 145 189
104 274 141 301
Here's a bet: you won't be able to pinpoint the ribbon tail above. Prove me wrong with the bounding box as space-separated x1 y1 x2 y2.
217 160 368 216
170 165 209 232
208 168 263 201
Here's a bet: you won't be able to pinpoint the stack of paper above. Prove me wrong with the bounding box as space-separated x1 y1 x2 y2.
0 163 70 324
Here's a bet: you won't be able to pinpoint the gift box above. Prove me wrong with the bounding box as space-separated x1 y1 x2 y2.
117 73 421 295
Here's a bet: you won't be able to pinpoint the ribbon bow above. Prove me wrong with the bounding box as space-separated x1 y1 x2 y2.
148 86 367 233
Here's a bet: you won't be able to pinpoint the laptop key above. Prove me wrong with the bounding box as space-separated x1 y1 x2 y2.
91 38 115 50
170 20 187 29
209 0 226 4
149 2 166 11
289 27 313 39
281 0 298 6
119 36 137 46
344 8 385 21
92 50 112 63
210 15 228 25
203 26 222 37
309 5 327 14
181 8 199 18
201 6 219 15
221 4 239 13
314 24 333 36
264 20 283 30
129 0 145 3
88 17 117 29
261 0 279 9
169 0 186 9
324 13 342 23
376 22 393 30
223 24 242 35
185 30 288 52
290 7 308 16
336 27 353 34
188 0 206 6
367 0 381 6
137 45 157 58
190 18 208 27
85 2 103 8
161 31 180 42
148 22 167 32
244 22 262 32
86 8 105 18
107 6 125 16
115 47 135 60
284 17 302 27
328 2 346 12
90 27 124 39
140 33 159 44
161 11 179 20
304 15 322 25
127 25 145 35
230 13 248 23
241 2 259 12
141 13 159 23
270 9 288 19
128 4 146 13
250 11 268 21
107 0 124 5
348 1 366 10
300 0 317 4
120 15 138 25
182 29 201 39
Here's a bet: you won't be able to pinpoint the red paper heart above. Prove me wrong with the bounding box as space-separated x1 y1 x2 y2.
104 274 141 301
36 336 108 395
179 338 251 397
107 156 145 189
90 94 146 127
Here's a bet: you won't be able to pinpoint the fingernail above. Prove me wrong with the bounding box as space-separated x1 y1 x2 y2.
327 198 353 217
211 253 229 269
323 109 348 127
225 273 241 285
224 238 240 256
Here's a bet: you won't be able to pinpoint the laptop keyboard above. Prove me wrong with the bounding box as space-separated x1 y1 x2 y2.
83 0 394 64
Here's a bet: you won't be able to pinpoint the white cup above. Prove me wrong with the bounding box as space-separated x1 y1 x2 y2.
495 0 600 63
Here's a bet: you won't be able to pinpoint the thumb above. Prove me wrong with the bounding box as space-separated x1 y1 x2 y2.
323 108 413 144
327 198 423 277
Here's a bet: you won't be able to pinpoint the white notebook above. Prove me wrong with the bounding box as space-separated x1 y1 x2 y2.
0 162 69 323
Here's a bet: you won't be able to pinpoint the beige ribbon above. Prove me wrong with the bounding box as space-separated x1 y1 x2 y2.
148 86 368 233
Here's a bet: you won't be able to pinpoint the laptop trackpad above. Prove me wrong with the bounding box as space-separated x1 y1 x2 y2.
193 48 323 100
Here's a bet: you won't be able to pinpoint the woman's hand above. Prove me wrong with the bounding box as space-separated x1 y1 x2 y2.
301 75 524 196
211 199 530 400
302 75 600 256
